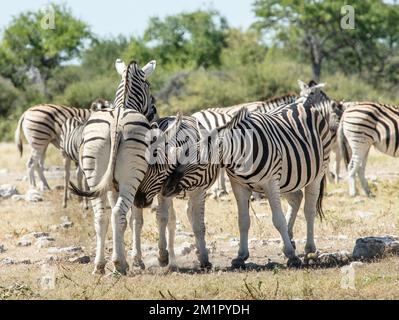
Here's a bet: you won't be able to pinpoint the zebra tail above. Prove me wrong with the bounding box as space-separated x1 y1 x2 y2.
316 175 326 221
337 122 351 167
70 128 122 199
15 113 25 157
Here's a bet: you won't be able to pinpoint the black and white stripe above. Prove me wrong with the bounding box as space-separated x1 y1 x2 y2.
14 100 109 190
70 59 157 275
161 87 341 267
338 101 399 196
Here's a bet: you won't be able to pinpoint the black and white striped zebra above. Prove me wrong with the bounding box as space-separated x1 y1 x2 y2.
133 82 339 269
59 117 88 209
70 59 158 275
338 101 399 197
14 99 110 191
161 87 342 268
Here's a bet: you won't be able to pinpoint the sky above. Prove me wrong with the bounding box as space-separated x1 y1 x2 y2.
0 0 256 38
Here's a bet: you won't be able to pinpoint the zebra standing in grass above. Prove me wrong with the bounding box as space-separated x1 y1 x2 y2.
14 99 110 191
70 59 158 275
338 101 399 197
161 85 342 268
134 82 339 269
59 117 88 209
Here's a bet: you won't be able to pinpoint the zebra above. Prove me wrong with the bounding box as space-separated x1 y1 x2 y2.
59 117 89 209
14 99 110 191
161 85 342 268
70 59 159 275
134 82 340 269
338 101 399 197
205 93 298 197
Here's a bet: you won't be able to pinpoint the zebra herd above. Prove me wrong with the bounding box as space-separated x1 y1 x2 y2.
14 58 399 274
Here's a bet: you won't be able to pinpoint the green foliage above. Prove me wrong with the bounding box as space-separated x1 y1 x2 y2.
253 0 399 82
0 3 91 86
54 74 119 108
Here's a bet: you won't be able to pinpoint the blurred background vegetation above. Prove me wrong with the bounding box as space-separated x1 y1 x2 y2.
0 0 398 140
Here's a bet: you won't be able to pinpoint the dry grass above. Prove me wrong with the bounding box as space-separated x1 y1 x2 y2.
0 143 398 300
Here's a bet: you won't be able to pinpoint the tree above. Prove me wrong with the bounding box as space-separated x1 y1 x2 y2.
143 10 228 68
252 0 399 82
0 3 92 91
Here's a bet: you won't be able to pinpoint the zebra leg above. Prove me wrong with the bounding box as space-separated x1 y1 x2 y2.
110 189 131 275
230 180 252 268
36 149 50 191
167 202 178 270
264 180 299 266
130 206 145 269
156 194 171 267
188 190 211 269
283 190 303 249
303 178 323 254
347 145 369 197
77 168 89 210
334 148 342 184
92 195 109 274
358 149 372 197
62 157 71 208
26 151 37 188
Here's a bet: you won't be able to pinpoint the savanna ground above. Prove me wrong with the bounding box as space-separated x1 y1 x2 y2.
0 142 398 300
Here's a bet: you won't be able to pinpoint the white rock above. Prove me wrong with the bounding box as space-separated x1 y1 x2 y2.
1 257 15 265
35 237 56 248
229 238 240 247
17 235 32 247
25 189 43 202
0 185 18 198
178 243 195 256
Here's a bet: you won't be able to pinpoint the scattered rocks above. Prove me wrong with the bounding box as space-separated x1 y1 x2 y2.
68 255 90 264
352 235 399 261
17 235 32 247
177 242 196 256
1 257 15 265
19 259 32 265
0 184 18 198
11 189 43 202
35 237 56 248
48 246 83 254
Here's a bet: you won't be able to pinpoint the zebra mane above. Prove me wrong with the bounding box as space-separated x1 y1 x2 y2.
113 60 150 116
224 107 250 130
264 92 298 104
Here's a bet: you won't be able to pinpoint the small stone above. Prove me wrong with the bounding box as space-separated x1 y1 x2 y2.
35 237 56 248
60 221 73 229
48 246 83 254
54 185 64 190
177 242 195 256
17 235 32 247
68 255 90 264
19 259 31 265
0 244 6 253
0 185 18 198
229 238 240 247
30 232 50 238
1 257 15 265
25 189 43 202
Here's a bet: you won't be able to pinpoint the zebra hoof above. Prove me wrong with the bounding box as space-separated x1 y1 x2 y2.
231 258 246 270
168 264 179 272
287 256 302 269
158 252 169 267
200 261 213 271
132 258 145 270
92 263 106 275
113 262 129 275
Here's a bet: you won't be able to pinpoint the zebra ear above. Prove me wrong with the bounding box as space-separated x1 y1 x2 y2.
115 58 127 75
297 79 308 92
151 122 159 130
142 60 157 78
164 112 182 141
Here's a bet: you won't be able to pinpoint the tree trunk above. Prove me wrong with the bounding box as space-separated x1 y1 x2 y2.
311 60 322 83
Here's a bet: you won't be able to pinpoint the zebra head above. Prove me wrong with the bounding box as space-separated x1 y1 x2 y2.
162 108 251 198
134 113 190 208
114 59 157 121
